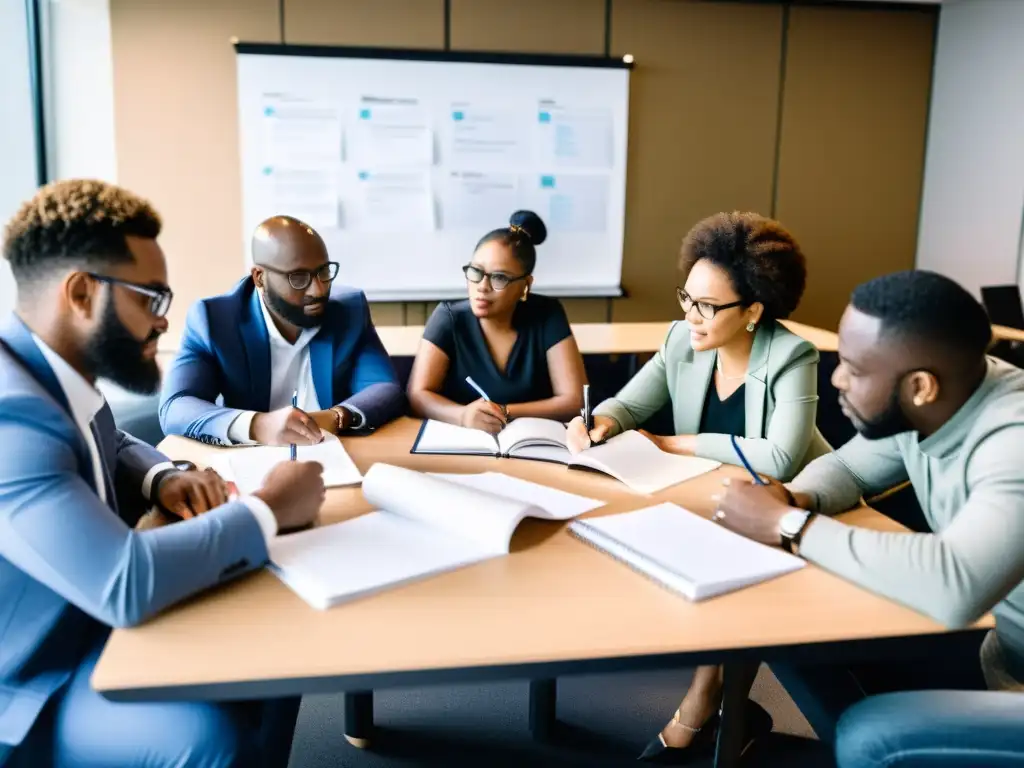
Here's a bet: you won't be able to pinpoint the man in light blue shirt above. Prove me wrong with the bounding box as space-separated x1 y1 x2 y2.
0 179 325 767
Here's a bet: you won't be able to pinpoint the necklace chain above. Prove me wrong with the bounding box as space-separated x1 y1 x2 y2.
716 358 746 380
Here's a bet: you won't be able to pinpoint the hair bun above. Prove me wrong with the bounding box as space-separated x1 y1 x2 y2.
509 210 547 246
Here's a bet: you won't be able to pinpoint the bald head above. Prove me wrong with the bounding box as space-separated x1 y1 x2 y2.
251 215 327 270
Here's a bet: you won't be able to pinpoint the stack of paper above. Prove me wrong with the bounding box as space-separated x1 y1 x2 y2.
215 432 363 495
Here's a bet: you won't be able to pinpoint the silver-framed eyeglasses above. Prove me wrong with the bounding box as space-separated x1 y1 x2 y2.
88 273 174 318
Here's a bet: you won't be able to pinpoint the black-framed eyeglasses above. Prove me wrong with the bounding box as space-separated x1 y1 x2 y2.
257 261 339 290
88 273 174 318
462 264 528 292
676 287 744 320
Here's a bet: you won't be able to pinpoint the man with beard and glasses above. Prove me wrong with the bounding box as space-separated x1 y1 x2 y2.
709 270 1024 749
159 215 403 446
0 180 326 767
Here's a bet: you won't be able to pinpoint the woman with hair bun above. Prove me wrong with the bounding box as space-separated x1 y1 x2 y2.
408 210 586 433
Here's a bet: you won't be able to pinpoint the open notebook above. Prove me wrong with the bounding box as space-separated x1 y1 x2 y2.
212 431 363 495
569 502 805 601
411 417 721 494
267 465 605 609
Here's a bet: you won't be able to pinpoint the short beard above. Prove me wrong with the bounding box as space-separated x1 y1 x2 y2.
82 298 161 394
263 284 326 329
845 387 913 440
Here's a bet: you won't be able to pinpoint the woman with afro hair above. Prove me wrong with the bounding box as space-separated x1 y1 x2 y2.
567 211 831 763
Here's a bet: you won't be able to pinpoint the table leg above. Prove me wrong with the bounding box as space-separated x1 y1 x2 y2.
713 662 760 768
344 690 374 749
528 678 557 742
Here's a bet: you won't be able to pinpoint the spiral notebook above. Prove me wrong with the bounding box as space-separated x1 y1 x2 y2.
569 502 805 601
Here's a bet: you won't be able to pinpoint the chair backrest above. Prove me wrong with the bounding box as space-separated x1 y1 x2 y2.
981 285 1024 330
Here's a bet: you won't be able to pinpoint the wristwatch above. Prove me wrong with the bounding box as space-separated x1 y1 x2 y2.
779 509 816 555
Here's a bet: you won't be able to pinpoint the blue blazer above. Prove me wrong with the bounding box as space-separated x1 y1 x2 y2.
159 278 404 444
0 316 269 750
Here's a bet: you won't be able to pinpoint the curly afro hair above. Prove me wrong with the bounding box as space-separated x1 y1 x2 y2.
3 179 161 286
678 211 807 322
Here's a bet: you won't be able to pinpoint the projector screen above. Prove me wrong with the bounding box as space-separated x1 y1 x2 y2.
235 44 632 301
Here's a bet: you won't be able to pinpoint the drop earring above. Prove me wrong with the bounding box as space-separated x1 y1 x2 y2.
746 322 756 332
521 288 529 302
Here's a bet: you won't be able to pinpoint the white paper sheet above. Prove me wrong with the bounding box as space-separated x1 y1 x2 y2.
429 472 603 520
355 170 434 232
261 99 342 168
442 171 518 231
220 433 362 495
349 101 433 167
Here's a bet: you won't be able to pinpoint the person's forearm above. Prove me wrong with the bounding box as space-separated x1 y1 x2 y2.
408 389 466 425
505 395 581 423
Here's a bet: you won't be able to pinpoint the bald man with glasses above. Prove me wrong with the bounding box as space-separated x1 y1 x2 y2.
159 215 403 446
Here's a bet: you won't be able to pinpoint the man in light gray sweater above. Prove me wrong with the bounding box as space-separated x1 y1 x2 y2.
714 270 1024 742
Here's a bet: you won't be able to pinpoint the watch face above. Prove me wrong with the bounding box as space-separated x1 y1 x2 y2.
780 509 810 537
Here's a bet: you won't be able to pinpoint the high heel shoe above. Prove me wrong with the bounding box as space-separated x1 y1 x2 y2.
637 699 773 764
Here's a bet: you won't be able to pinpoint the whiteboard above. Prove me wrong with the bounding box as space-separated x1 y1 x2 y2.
235 44 631 301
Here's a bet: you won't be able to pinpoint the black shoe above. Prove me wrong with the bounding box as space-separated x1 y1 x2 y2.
637 700 773 764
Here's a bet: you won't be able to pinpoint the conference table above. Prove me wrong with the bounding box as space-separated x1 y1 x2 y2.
93 417 988 767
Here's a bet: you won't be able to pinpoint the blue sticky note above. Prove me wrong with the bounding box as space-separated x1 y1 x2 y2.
359 109 371 119
452 111 464 121
541 175 556 189
539 112 551 123
358 171 369 181
262 166 273 176
263 106 275 117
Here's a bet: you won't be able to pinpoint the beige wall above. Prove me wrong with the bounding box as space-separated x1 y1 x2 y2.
109 0 936 336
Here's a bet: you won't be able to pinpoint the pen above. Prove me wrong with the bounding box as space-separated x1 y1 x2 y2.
465 376 491 402
290 389 298 461
582 384 592 430
730 434 765 485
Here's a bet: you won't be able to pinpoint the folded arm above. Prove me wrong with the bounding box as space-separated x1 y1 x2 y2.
0 404 269 628
407 339 468 425
112 428 175 525
799 429 1024 628
158 302 248 444
338 310 404 428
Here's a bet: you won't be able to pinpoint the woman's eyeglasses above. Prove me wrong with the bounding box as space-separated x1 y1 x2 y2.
676 287 744 320
88 274 174 318
462 264 527 292
258 261 340 290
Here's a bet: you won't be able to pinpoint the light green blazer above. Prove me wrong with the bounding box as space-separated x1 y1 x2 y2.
592 320 831 482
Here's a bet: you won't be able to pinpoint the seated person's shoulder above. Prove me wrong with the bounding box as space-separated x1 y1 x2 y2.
769 321 820 363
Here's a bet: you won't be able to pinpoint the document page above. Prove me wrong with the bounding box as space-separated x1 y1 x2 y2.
362 464 538 554
496 417 569 454
268 513 492 610
571 502 805 601
574 431 720 494
430 471 603 520
221 433 362 494
412 419 500 455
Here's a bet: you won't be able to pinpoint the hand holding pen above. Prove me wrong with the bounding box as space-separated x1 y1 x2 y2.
461 376 507 434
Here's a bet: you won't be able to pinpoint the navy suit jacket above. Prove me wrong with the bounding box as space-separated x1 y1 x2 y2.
0 316 269 750
159 278 404 444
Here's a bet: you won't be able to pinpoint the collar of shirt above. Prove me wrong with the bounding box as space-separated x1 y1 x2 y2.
32 333 106 426
258 289 319 351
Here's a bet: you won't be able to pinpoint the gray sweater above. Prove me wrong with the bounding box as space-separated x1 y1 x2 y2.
790 358 1024 676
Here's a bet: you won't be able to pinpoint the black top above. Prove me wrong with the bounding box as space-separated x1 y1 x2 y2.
699 380 746 437
423 294 572 406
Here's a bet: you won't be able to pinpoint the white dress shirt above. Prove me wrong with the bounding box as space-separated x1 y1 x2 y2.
34 335 278 541
227 290 364 444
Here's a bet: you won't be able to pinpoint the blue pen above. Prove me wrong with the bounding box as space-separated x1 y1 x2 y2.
465 376 491 402
730 434 765 485
290 389 298 461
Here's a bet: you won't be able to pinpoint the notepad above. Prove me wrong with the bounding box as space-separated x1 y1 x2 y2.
215 432 363 494
267 465 604 609
411 417 721 494
569 502 805 601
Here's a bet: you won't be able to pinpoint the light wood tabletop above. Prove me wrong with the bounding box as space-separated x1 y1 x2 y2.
93 417 984 702
375 319 839 358
993 324 1024 343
